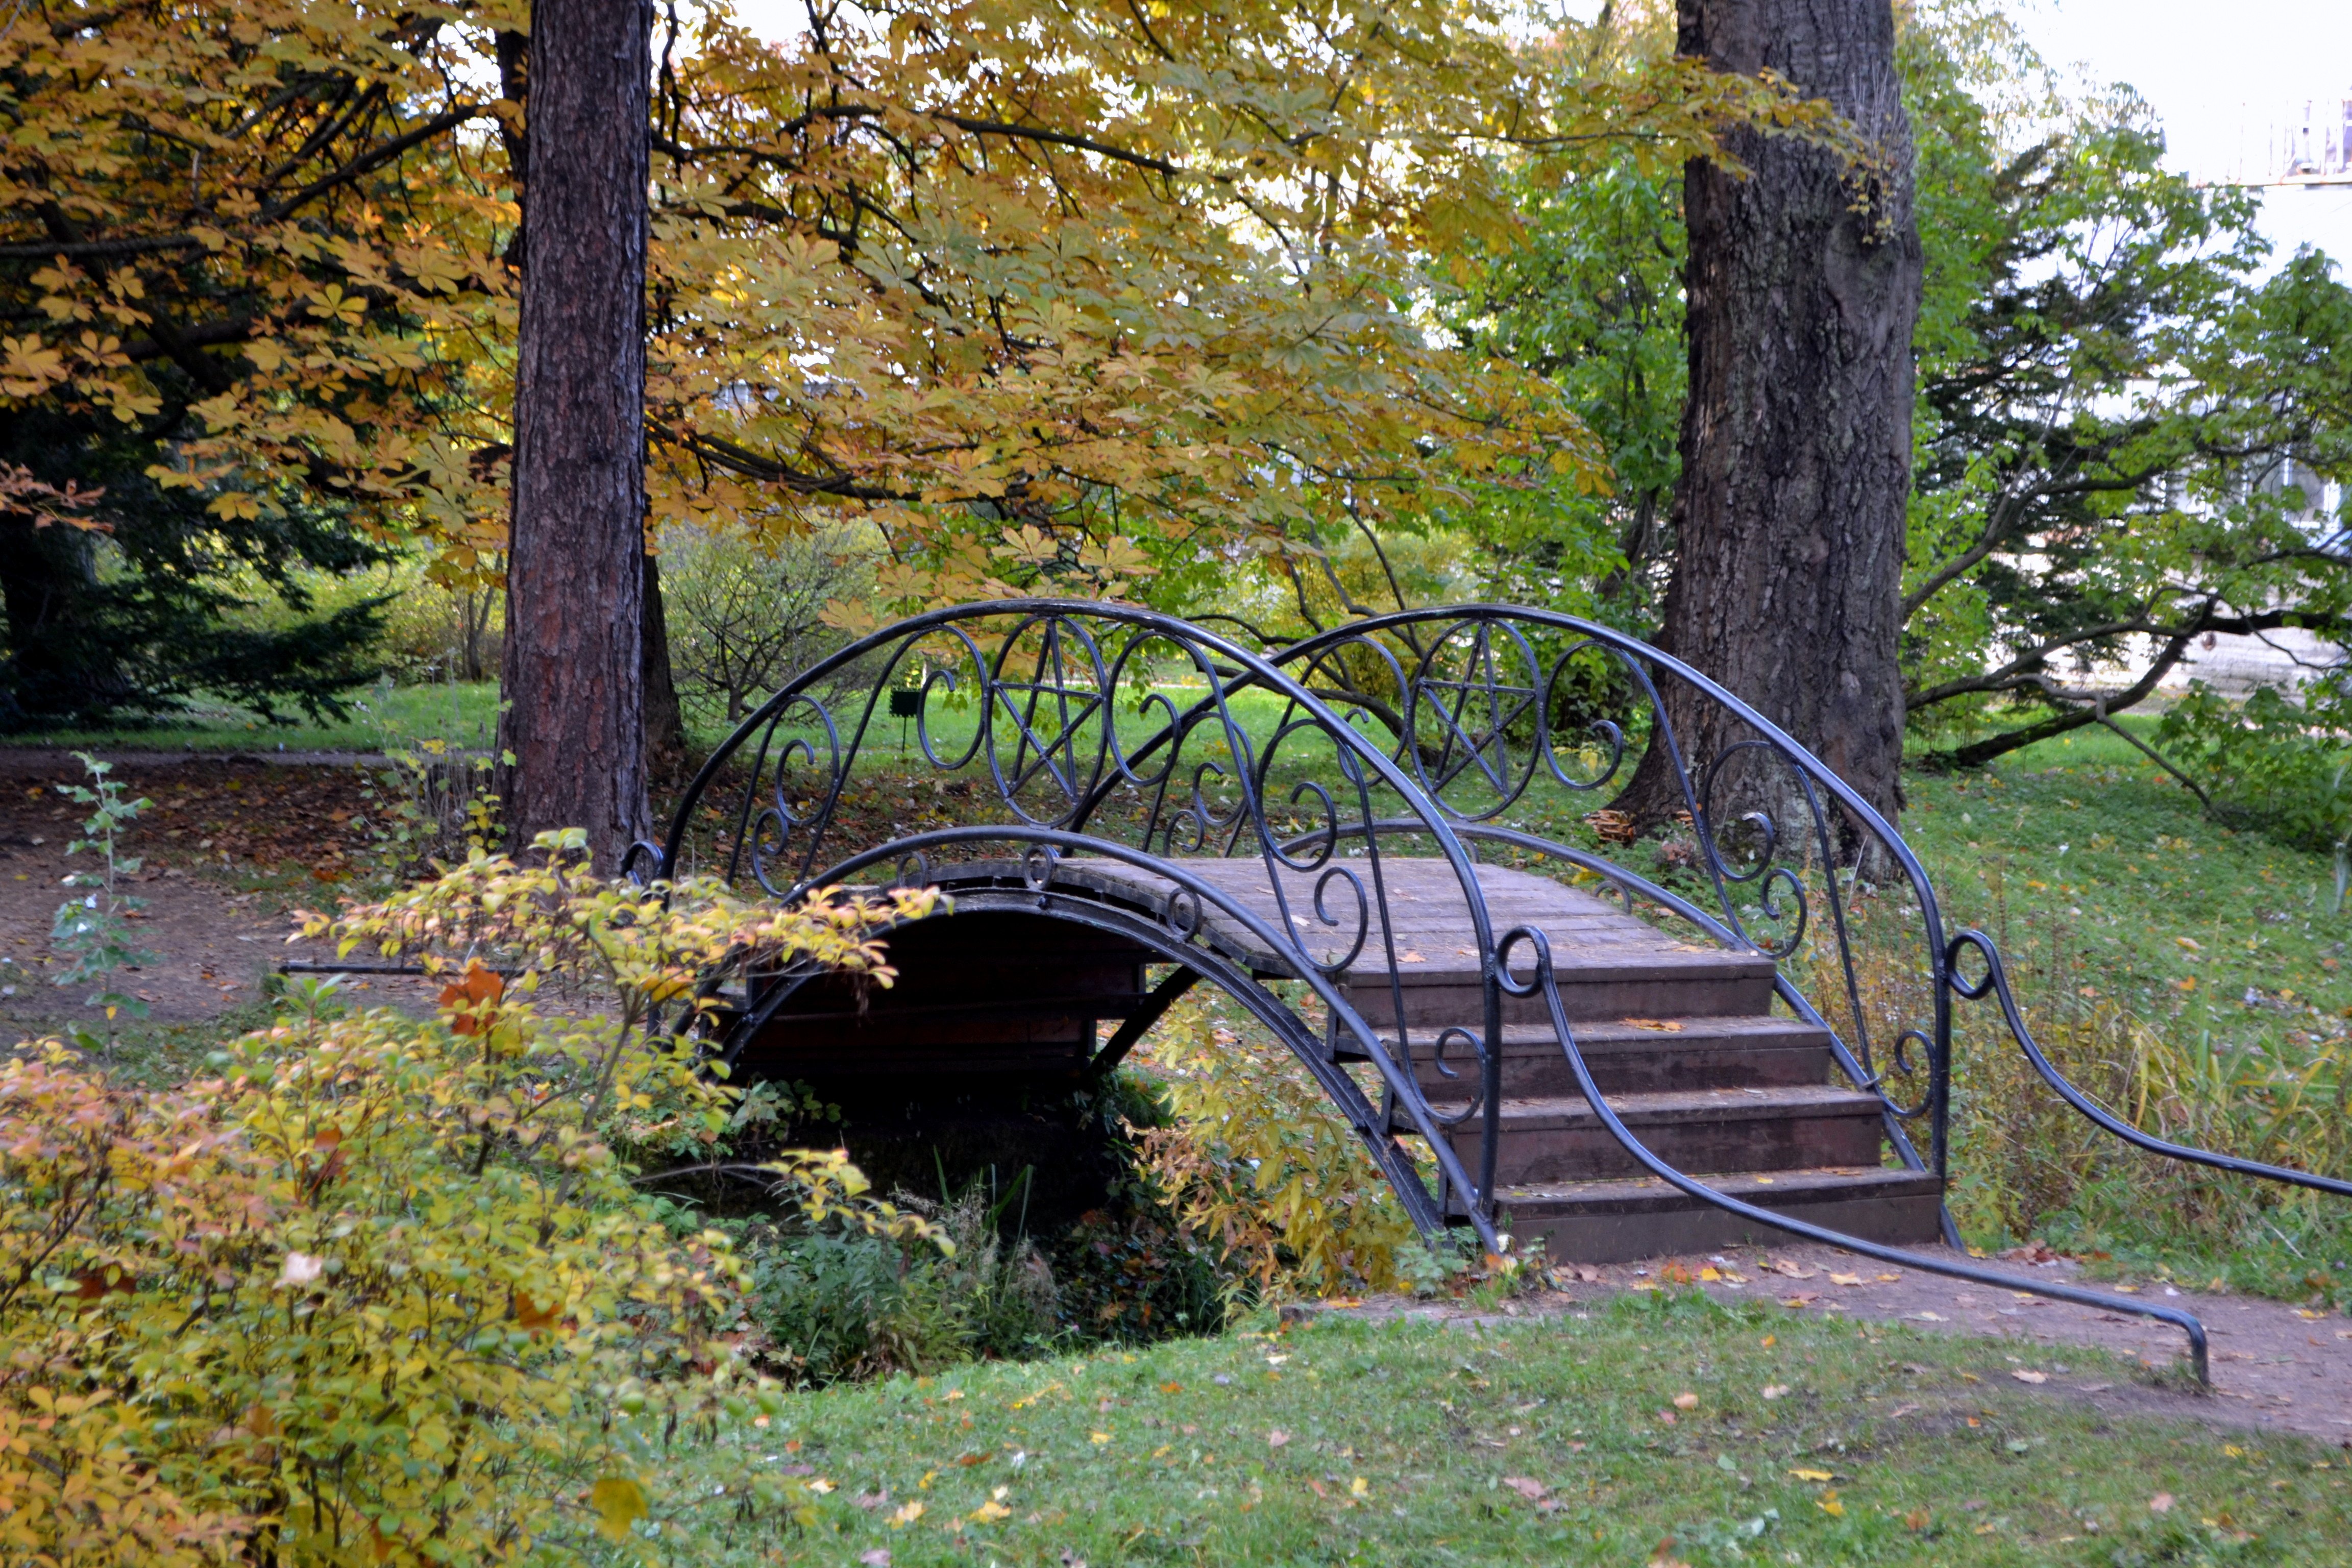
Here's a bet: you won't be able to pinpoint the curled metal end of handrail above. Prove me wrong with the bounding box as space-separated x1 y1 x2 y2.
1949 928 2352 1200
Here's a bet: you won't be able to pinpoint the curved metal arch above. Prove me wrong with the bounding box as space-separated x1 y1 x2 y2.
783 823 1509 1252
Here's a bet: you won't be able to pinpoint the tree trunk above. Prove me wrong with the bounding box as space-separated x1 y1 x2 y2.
642 549 688 781
496 0 654 870
1615 0 1921 847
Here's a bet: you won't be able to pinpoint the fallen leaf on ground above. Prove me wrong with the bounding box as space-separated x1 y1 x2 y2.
1910 1311 1946 1322
1762 1385 1792 1400
2011 1369 2047 1385
1778 1293 1818 1308
1829 1272 1862 1286
859 1552 892 1567
1817 1490 1845 1516
1672 1392 1699 1409
1503 1476 1549 1501
1765 1259 1815 1279
1789 1467 1833 1482
889 1501 924 1527
1623 1018 1684 1032
2150 1493 2175 1514
1267 1430 1290 1448
970 1499 1012 1523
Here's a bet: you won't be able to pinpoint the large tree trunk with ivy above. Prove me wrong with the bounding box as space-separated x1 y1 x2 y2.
497 0 656 869
1616 0 1921 844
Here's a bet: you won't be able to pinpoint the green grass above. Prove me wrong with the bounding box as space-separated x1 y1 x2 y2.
1906 722 2348 1033
609 1292 2343 1565
4 679 500 754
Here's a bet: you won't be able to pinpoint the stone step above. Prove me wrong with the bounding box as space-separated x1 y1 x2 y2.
1486 1166 1946 1263
1371 1014 1834 1096
1440 1085 1889 1186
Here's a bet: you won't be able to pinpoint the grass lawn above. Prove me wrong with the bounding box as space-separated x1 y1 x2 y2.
2 679 502 754
612 1293 2342 1566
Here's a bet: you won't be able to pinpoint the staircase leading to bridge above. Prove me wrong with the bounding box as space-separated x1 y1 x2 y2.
734 854 1944 1262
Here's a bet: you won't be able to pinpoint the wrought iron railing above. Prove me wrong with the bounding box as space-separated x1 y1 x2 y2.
1251 605 1953 1206
649 601 1522 1249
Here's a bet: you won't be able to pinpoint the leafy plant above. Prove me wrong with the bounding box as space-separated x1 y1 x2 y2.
0 838 935 1564
47 753 155 1057
1130 994 1417 1300
2155 680 2352 855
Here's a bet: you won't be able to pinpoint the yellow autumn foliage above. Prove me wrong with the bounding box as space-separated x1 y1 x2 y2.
0 838 935 1565
1132 994 1416 1298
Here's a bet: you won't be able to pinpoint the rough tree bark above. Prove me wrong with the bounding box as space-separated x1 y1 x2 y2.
642 550 688 779
1615 0 1921 843
496 0 655 868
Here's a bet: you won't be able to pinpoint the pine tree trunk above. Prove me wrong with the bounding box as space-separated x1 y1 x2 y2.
496 0 654 870
1615 0 1920 846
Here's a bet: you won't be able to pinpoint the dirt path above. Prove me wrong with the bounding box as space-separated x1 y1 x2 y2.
0 750 438 1030
1326 1242 2352 1446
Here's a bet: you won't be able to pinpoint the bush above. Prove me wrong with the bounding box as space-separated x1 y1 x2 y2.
0 838 934 1565
2156 679 2352 857
1129 993 1417 1299
657 521 876 725
734 1184 1061 1385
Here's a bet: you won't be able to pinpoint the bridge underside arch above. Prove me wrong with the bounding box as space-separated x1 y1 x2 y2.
722 885 1393 1235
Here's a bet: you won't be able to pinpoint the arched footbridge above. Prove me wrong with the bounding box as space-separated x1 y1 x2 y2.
642 601 2352 1381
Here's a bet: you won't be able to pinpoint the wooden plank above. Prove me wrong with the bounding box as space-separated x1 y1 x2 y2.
936 854 1773 994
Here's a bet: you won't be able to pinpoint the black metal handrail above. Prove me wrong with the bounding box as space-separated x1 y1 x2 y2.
1499 924 2212 1383
1949 930 2352 1199
1255 604 1954 1188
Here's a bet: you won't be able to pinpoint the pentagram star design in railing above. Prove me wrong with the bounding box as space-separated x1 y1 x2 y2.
1414 666 1537 800
988 624 1109 816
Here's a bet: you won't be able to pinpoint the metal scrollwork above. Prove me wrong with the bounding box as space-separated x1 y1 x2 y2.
1411 1026 1485 1129
1305 863 1370 975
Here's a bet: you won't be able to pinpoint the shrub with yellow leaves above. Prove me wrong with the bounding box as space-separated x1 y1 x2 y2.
1130 994 1416 1301
0 834 935 1565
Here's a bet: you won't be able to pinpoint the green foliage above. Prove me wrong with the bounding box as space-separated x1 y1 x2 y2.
0 418 391 733
2157 681 2352 856
1898 1 2352 761
46 754 155 1049
733 1185 1060 1386
655 521 872 725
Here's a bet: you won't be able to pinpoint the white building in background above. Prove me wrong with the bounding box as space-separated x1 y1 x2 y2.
2266 97 2352 184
